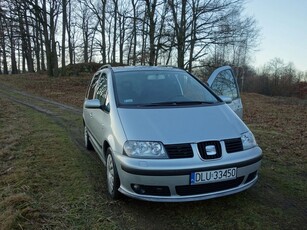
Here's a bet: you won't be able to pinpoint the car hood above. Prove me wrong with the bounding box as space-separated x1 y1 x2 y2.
117 104 248 144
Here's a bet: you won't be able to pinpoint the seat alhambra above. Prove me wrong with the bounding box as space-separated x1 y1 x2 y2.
82 65 262 202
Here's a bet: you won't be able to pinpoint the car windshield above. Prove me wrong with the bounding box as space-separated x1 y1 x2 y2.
114 70 219 106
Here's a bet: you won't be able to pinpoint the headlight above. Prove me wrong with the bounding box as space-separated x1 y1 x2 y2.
241 131 257 150
123 141 168 159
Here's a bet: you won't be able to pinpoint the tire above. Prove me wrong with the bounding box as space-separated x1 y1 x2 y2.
106 148 120 199
84 126 93 150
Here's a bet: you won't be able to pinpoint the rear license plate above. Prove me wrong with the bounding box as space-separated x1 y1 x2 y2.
190 168 237 185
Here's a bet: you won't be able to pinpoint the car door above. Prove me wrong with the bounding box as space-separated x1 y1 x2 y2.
90 71 110 158
84 71 101 133
207 66 243 119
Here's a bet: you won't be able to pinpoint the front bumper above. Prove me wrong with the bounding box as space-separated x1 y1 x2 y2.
114 147 262 202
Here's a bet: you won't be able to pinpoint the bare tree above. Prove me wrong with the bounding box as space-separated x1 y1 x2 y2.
7 2 18 74
0 0 263 77
168 0 187 68
83 0 107 63
27 0 61 76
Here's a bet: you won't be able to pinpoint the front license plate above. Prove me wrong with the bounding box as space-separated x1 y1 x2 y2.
190 168 237 185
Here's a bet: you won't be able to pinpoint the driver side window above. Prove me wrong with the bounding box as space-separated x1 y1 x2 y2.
87 72 101 99
94 73 107 106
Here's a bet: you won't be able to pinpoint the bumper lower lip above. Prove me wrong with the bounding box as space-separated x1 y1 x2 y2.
119 175 258 202
121 155 262 176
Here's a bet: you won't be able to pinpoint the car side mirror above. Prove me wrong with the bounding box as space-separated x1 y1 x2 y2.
84 99 102 109
220 96 232 104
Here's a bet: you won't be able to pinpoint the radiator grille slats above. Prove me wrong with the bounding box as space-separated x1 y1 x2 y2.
164 144 193 159
224 138 243 153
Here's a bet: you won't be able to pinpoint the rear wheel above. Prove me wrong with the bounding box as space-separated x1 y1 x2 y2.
106 148 120 199
84 126 93 150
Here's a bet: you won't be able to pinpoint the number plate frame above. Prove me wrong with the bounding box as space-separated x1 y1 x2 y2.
190 167 237 185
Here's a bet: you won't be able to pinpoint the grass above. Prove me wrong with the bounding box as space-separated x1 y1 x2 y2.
0 73 306 229
0 98 120 229
243 93 306 201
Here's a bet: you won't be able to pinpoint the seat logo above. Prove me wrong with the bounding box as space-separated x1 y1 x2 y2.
205 145 217 155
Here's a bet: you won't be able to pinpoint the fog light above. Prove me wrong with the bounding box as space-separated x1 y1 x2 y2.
133 184 140 190
131 184 171 196
132 184 145 194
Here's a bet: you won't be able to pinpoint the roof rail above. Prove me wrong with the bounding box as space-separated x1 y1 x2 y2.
98 64 112 70
158 65 181 69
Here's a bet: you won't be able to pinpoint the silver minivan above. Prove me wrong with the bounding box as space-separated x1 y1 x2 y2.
82 65 262 202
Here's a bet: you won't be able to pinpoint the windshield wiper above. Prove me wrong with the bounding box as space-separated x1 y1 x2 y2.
139 101 215 106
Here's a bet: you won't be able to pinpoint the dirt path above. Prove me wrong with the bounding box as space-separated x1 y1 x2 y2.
0 84 81 114
0 84 84 150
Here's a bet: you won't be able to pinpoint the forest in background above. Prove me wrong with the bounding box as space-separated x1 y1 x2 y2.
0 0 306 98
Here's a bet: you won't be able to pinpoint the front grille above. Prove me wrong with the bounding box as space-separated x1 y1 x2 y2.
224 138 243 153
197 141 222 159
176 177 244 196
164 144 193 159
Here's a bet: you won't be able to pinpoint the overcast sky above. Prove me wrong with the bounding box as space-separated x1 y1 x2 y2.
244 0 307 72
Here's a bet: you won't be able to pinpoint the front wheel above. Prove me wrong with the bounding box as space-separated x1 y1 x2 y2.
106 148 120 199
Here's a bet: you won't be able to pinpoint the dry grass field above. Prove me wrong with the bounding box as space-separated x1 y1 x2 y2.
0 73 306 229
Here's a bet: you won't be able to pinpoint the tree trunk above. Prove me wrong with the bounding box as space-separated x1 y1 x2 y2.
145 0 157 66
1 43 8 74
168 0 186 68
18 9 26 73
83 29 89 63
188 1 197 72
119 14 125 64
0 16 9 74
42 0 53 76
112 0 118 63
141 14 148 65
155 2 168 65
42 0 59 77
24 8 34 72
34 19 41 72
40 29 46 71
132 0 137 65
9 26 18 74
67 0 73 65
61 0 67 75
101 1 106 64
33 0 40 72
107 18 112 63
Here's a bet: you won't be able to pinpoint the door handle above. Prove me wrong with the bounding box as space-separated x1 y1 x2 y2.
90 112 93 118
